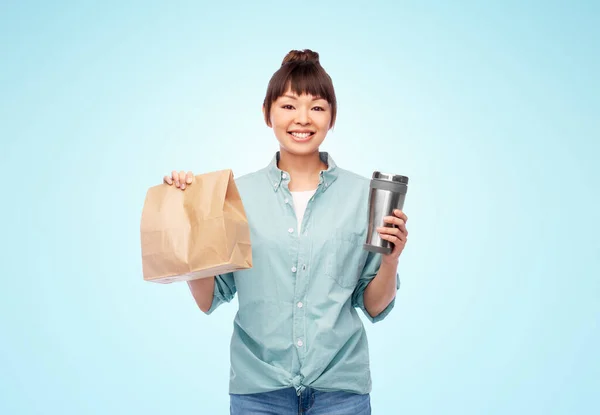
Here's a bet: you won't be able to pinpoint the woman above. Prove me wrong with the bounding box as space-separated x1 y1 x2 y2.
164 49 408 415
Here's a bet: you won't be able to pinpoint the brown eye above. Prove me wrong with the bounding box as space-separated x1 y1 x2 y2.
282 105 294 110
313 106 325 111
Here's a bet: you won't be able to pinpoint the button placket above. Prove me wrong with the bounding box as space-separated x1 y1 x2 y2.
293 250 307 361
291 183 321 363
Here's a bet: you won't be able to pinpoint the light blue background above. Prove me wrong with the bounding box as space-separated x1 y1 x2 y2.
1 1 598 414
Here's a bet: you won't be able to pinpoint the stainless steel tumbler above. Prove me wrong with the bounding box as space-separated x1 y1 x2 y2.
363 172 409 255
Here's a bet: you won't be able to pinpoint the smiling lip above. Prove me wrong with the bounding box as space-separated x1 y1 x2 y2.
288 131 315 142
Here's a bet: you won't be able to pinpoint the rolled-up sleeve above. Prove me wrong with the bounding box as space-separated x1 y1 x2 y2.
351 251 400 323
204 272 236 315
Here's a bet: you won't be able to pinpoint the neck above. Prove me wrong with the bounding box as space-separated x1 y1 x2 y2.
277 148 327 191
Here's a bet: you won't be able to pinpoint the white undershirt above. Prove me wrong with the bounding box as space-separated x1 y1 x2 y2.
290 189 317 234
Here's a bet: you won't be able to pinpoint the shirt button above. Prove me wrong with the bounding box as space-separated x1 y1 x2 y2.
291 266 297 272
297 339 303 347
282 173 288 179
297 302 303 308
288 228 294 233
284 198 289 204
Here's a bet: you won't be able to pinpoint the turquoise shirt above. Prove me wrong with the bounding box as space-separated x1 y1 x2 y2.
207 151 400 395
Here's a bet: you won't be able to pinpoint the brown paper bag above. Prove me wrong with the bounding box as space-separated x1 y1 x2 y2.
140 169 252 284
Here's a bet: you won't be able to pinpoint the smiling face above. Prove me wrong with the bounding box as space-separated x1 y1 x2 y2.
266 88 333 155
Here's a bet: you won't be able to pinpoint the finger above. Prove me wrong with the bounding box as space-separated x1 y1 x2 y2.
386 233 407 245
383 226 407 238
391 222 408 236
383 216 406 229
186 171 194 184
171 170 180 187
377 226 403 237
379 233 405 245
381 218 407 237
178 171 187 190
393 209 408 223
163 175 173 185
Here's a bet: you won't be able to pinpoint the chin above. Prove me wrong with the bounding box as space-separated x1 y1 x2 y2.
280 141 321 155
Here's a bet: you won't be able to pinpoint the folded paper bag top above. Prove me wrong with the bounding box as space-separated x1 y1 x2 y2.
140 169 252 284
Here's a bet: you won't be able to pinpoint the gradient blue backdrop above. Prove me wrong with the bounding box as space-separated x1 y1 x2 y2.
1 1 598 414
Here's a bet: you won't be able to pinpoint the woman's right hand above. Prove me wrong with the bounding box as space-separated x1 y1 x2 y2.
163 170 194 190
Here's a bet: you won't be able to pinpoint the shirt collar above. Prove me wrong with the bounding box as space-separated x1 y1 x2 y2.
267 151 339 192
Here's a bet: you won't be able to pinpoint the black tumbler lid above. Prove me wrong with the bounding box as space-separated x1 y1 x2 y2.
372 171 409 184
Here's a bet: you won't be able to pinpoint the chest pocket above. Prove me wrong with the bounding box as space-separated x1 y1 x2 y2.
325 230 365 289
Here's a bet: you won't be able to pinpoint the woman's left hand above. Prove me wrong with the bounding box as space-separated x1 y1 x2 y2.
376 209 408 264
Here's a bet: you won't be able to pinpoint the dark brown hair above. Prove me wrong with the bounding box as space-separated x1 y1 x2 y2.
263 49 337 128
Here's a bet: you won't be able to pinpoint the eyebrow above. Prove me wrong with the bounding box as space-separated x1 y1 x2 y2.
283 94 326 101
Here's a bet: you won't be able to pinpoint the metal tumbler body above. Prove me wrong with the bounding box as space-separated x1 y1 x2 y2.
363 172 409 255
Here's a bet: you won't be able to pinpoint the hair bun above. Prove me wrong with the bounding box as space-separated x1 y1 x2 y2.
281 49 320 65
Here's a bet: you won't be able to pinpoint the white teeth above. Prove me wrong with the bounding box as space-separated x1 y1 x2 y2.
290 132 312 139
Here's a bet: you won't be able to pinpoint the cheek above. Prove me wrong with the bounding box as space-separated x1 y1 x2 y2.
317 113 332 130
271 118 290 137
270 113 290 130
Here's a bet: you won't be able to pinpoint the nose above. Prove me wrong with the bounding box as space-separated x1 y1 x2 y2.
294 108 310 125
